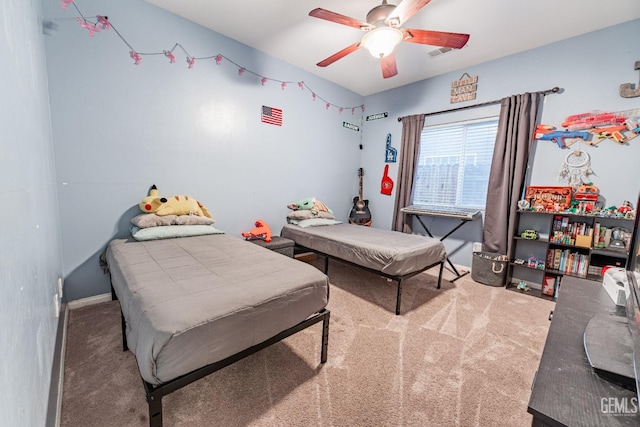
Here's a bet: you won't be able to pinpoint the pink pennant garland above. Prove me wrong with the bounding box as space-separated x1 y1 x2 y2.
60 3 365 116
163 50 175 63
129 50 141 65
96 15 110 30
77 17 100 37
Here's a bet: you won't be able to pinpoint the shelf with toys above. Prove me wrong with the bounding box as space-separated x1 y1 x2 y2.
506 186 636 300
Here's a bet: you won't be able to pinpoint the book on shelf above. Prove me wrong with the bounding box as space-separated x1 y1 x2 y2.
542 276 555 296
550 248 589 276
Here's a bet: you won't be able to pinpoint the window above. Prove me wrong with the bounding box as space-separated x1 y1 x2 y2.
411 118 499 209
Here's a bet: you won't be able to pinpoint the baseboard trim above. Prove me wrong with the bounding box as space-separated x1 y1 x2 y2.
46 293 113 426
46 302 67 427
67 293 111 310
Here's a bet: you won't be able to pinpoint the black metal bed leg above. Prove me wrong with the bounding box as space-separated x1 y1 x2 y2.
112 282 129 352
395 279 403 315
321 310 330 364
120 311 128 351
323 256 329 274
147 389 163 427
437 262 444 289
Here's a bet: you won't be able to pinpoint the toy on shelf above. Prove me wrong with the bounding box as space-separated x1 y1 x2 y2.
139 185 212 218
525 186 573 212
572 183 600 213
241 219 272 242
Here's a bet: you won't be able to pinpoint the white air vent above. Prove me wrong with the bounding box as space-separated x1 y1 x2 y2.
428 47 453 58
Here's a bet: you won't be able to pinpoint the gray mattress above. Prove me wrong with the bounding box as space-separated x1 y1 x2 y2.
281 223 446 277
104 234 329 385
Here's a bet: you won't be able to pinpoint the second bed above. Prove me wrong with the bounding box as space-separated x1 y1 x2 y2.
281 222 447 314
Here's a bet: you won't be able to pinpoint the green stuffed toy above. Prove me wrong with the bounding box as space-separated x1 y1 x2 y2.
287 197 333 215
139 185 212 218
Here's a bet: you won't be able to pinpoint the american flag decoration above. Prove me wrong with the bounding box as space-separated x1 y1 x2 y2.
261 106 282 126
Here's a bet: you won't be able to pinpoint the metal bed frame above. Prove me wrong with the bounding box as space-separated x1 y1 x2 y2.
110 284 330 427
295 245 444 315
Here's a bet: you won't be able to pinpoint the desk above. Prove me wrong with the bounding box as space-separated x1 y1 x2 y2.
401 204 481 282
528 276 639 426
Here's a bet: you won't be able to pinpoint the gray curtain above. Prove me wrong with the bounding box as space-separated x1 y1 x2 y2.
392 114 425 233
482 92 542 255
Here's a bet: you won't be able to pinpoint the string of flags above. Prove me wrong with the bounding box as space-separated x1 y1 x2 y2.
61 0 366 115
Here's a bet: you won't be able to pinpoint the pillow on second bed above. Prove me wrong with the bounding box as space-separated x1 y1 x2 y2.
131 225 224 241
290 218 342 228
287 210 335 220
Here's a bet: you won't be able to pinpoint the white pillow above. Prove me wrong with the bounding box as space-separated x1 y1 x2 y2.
294 218 342 228
131 225 224 241
287 210 335 220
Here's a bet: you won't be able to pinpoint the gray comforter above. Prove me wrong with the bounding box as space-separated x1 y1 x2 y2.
281 223 446 277
104 234 329 385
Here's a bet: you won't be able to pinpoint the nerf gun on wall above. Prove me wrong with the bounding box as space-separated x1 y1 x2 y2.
534 125 590 148
589 125 628 144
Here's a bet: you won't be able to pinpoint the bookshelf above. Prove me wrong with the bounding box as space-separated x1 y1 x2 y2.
506 210 634 299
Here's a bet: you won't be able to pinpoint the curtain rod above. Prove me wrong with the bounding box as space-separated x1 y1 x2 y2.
396 86 560 122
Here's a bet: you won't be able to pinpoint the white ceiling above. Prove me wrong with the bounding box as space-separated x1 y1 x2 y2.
144 0 640 96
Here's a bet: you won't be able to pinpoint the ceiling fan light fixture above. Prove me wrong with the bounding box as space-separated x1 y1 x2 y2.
361 27 403 58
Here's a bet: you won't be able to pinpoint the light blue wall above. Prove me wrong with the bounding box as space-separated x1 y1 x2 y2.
3 1 638 422
1 0 64 425
42 0 364 301
362 19 640 268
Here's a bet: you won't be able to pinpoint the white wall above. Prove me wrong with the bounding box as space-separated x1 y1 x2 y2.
0 0 64 425
363 19 640 267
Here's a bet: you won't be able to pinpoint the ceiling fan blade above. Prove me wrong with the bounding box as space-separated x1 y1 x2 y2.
385 0 433 27
309 8 373 30
317 42 361 67
380 53 398 79
402 28 470 49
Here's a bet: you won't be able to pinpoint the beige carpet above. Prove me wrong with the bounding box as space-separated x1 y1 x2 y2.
60 260 554 427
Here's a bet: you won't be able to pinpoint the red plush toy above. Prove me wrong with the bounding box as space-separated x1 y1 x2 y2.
241 219 272 242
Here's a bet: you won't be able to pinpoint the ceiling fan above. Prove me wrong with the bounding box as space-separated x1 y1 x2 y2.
309 0 470 78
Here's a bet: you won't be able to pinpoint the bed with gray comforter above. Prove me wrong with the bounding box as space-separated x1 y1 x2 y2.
281 223 446 314
103 233 330 387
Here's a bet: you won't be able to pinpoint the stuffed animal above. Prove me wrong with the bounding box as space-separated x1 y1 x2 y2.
286 197 333 215
139 185 212 218
241 219 272 242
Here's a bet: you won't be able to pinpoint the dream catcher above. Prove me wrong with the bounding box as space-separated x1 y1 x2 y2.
558 149 594 188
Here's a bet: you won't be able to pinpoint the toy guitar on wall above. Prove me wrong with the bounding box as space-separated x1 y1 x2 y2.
349 168 372 226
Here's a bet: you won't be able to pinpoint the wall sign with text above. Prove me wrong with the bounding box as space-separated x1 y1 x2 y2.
450 73 478 104
366 112 388 121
